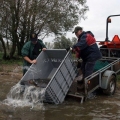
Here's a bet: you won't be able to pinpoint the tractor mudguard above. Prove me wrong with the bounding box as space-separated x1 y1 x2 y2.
101 70 116 89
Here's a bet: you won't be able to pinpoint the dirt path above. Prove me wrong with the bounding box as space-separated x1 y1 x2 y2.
0 64 22 82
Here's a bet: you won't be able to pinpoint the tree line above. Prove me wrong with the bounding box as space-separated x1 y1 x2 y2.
0 0 88 59
45 36 78 49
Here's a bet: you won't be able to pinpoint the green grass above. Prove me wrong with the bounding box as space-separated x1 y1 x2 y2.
0 52 23 65
1 59 23 65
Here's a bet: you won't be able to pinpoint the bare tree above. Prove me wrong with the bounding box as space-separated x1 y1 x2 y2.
0 0 88 59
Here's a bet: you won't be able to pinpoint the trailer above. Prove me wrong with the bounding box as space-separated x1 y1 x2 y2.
19 14 120 104
68 57 120 103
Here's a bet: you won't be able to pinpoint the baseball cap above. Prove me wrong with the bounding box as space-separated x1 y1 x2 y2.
30 33 38 41
72 26 83 33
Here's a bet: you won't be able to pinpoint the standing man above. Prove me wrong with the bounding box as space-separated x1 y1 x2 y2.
72 26 102 82
21 33 46 75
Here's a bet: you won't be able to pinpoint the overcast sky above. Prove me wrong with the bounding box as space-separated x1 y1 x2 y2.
44 0 120 43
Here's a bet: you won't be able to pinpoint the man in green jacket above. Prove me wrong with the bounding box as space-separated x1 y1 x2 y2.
21 33 46 75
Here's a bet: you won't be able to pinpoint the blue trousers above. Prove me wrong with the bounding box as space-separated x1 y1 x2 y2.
81 61 96 78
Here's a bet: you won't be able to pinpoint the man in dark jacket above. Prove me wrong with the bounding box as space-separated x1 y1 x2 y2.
21 33 46 75
72 26 102 82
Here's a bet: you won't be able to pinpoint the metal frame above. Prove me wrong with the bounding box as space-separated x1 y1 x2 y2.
105 14 120 41
84 57 120 96
100 48 120 57
45 50 78 104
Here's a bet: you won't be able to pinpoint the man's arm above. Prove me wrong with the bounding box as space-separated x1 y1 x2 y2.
23 56 37 64
21 42 37 64
73 36 87 50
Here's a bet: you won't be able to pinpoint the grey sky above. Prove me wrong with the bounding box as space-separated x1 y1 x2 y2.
44 0 120 42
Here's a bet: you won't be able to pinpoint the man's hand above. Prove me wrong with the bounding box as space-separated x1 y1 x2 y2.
70 47 73 51
42 48 46 51
30 59 37 64
24 56 37 64
66 47 72 52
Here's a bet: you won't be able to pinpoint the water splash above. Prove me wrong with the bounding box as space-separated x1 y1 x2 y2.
3 83 45 109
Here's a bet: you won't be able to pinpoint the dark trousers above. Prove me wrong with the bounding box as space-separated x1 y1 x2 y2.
23 65 31 76
81 61 96 79
23 68 27 75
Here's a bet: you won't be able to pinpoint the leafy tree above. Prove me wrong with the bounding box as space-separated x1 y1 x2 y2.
0 0 88 59
54 36 78 49
54 36 73 49
71 37 78 45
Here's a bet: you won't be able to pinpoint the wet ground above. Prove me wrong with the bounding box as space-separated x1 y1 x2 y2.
0 65 120 120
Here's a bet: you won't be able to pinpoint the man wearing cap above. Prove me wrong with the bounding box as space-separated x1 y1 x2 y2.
21 33 46 75
72 26 102 83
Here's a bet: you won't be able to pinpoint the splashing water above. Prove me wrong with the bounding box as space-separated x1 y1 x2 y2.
3 83 45 109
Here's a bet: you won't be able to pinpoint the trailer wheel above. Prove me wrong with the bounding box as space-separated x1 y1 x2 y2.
103 75 116 95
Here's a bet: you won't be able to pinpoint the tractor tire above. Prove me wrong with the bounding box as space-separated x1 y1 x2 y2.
103 75 116 95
